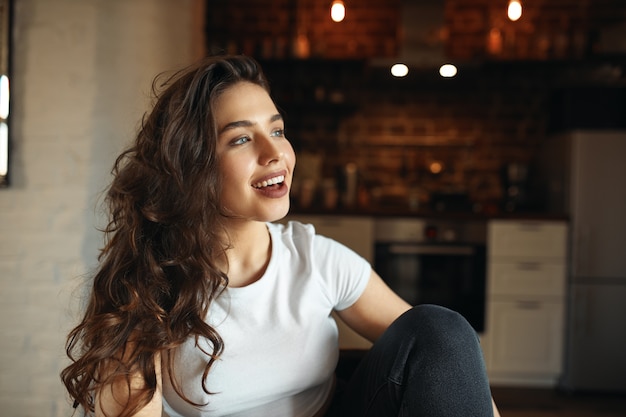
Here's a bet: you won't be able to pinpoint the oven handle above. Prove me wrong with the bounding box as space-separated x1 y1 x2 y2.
388 244 475 256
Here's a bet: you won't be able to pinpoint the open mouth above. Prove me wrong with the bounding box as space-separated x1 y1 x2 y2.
252 175 285 189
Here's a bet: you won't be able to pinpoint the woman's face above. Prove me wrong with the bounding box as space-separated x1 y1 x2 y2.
214 81 296 223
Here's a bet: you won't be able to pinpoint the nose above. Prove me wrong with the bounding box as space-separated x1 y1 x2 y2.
257 134 283 165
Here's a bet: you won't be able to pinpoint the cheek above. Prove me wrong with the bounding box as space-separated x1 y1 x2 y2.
284 142 297 171
220 154 253 180
218 159 247 202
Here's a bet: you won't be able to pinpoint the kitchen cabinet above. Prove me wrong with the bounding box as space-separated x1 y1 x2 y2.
482 219 568 387
280 215 375 349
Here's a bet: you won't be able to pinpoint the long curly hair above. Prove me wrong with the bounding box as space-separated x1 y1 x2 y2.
61 55 271 416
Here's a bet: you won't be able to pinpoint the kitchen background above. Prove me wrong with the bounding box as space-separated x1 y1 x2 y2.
205 0 626 215
0 0 624 416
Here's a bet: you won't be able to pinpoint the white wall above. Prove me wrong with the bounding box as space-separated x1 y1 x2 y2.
0 1 199 415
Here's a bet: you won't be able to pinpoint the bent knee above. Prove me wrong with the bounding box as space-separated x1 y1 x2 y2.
392 304 478 346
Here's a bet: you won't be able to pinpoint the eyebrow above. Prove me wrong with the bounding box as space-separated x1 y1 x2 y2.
219 113 283 134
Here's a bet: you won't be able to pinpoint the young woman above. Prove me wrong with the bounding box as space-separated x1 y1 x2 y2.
62 55 500 417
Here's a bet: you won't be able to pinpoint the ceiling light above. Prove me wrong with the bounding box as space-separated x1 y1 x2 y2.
391 63 409 77
331 1 345 22
439 64 457 78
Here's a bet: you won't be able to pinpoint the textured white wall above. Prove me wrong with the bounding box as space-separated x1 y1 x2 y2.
0 1 198 415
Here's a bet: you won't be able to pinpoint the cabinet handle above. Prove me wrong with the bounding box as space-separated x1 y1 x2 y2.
516 262 541 271
572 286 590 337
516 300 541 309
573 225 590 277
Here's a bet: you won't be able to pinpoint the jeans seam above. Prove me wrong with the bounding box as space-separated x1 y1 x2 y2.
363 377 401 417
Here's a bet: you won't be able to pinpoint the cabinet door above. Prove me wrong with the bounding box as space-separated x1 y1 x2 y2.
489 221 567 260
488 300 564 375
489 262 566 297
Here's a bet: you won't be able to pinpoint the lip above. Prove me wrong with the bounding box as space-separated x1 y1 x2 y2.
255 181 289 199
251 169 290 199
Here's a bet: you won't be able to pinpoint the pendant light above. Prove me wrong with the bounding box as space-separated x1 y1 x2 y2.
508 0 522 21
331 1 345 22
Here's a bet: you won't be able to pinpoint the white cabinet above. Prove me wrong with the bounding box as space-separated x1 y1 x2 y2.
281 215 374 349
488 221 567 259
482 220 568 387
488 300 564 377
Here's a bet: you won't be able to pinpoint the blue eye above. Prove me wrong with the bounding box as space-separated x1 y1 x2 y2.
232 136 250 145
271 129 285 138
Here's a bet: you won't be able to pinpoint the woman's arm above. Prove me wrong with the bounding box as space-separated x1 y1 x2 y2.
95 351 163 417
336 270 502 417
335 269 411 342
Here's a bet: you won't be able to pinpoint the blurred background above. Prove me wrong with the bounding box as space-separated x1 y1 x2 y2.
0 1 625 416
201 0 626 214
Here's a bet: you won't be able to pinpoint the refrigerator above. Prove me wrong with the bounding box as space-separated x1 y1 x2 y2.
537 130 626 393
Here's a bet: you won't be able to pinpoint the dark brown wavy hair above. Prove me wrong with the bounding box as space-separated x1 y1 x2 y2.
61 55 270 416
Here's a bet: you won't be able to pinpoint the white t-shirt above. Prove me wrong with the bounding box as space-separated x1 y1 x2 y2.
162 221 371 417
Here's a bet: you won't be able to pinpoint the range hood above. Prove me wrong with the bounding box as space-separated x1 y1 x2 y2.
370 0 447 69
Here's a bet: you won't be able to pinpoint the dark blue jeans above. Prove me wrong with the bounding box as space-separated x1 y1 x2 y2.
327 305 494 417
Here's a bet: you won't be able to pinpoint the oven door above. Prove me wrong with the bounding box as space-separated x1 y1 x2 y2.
374 242 486 332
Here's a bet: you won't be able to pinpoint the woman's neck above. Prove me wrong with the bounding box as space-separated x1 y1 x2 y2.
220 220 272 288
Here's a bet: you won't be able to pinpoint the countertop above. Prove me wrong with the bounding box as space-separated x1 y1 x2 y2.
288 206 570 222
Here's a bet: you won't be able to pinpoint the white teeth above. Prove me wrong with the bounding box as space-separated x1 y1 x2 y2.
253 175 285 189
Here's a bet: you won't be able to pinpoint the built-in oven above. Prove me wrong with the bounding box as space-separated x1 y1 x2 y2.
374 218 487 333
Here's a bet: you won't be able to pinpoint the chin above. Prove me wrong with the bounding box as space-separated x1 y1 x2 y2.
265 201 291 223
270 206 291 222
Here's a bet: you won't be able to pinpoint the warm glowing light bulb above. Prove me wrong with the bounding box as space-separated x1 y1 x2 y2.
331 1 345 22
508 0 522 21
439 64 457 78
429 161 443 174
391 63 409 77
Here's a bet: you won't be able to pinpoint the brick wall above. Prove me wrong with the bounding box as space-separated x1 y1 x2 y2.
444 0 626 61
334 71 549 207
205 0 401 59
0 1 198 415
259 60 552 211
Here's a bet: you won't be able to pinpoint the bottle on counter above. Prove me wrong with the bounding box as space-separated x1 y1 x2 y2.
342 162 358 208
